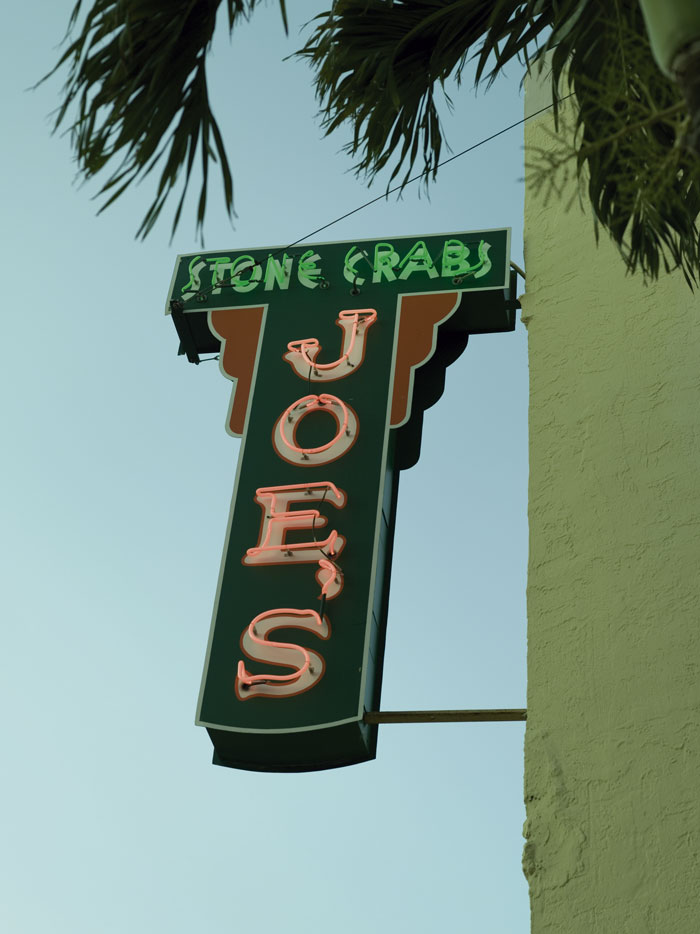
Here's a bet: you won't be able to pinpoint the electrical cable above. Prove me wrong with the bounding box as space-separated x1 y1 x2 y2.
180 94 573 306
282 96 574 252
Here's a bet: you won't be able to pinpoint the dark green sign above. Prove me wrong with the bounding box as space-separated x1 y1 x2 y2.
167 230 516 772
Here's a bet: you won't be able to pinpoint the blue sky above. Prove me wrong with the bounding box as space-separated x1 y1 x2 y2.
2 3 529 931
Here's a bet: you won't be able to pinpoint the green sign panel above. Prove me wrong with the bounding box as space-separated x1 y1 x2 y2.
167 230 516 772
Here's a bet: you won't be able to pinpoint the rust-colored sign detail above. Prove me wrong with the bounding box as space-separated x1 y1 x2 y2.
390 292 460 428
209 307 265 437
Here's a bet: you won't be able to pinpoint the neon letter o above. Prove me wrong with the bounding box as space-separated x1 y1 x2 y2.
272 393 358 466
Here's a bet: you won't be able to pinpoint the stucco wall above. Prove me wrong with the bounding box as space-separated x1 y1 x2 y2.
521 69 700 932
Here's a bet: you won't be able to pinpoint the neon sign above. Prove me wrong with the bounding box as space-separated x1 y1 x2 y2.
167 229 517 772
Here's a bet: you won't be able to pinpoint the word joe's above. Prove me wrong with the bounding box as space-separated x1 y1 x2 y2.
236 309 376 700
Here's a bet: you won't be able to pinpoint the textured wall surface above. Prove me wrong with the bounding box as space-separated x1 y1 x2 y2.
522 71 700 932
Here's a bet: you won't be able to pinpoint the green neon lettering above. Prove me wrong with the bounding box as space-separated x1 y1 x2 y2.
473 240 492 279
264 253 293 291
343 247 365 287
182 255 204 293
440 239 493 280
372 242 399 283
209 256 231 292
231 255 262 293
398 240 438 281
298 250 322 290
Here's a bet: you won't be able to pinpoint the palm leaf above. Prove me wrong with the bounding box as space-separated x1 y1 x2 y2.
298 1 559 186
44 0 700 284
42 0 287 241
300 0 700 286
561 0 700 285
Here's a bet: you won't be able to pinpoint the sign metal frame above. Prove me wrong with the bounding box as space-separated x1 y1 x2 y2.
167 229 518 772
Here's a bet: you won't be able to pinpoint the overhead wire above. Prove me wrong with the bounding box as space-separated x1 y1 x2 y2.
179 94 574 306
282 96 574 253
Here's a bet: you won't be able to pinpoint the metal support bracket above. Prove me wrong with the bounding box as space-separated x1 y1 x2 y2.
364 709 526 724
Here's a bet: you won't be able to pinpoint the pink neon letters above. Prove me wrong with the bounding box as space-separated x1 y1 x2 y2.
284 309 377 381
236 609 330 700
237 310 377 699
272 393 358 466
243 482 346 567
316 558 342 600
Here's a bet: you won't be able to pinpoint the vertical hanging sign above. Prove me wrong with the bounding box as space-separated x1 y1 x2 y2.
167 229 516 772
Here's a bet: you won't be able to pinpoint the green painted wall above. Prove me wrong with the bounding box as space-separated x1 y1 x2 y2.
521 69 700 932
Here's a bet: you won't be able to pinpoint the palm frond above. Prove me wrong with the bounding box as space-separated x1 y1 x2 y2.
298 0 575 185
45 0 700 283
301 0 700 286
559 0 700 286
43 0 287 241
